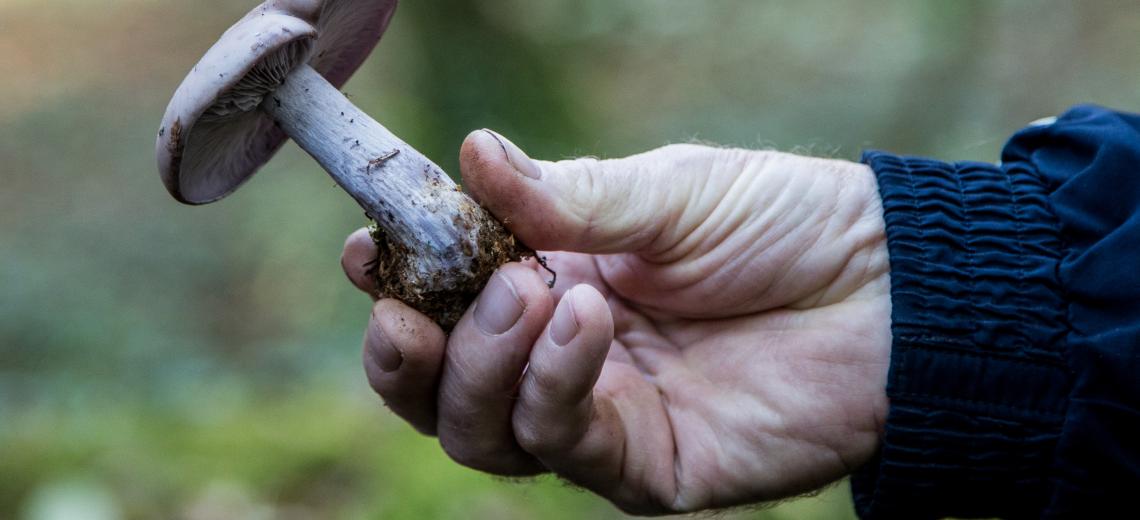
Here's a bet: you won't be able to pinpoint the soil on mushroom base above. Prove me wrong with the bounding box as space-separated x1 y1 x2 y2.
368 201 534 332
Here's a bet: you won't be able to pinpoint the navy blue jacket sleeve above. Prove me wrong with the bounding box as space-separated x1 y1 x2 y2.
851 105 1140 519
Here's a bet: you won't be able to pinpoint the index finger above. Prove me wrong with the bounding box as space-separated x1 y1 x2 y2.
341 228 378 299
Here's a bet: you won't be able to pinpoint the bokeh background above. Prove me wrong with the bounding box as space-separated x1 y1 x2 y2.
2 0 1138 518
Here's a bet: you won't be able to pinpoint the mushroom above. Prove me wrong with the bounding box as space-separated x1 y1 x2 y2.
156 0 535 330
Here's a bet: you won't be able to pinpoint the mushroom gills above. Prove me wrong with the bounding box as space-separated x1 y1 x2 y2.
202 37 314 123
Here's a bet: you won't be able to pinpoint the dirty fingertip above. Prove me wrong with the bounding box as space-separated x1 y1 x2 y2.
372 298 447 373
342 228 379 296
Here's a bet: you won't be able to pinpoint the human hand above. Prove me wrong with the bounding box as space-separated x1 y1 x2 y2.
342 131 892 514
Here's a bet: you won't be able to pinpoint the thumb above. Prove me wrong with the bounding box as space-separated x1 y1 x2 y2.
459 130 705 254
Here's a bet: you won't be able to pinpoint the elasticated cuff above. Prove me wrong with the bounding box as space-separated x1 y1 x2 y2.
851 152 1072 519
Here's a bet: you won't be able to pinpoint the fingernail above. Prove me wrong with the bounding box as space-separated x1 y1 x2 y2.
474 272 525 335
549 289 579 347
481 129 542 180
367 317 403 372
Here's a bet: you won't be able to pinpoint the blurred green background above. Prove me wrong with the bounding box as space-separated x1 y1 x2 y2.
2 0 1137 518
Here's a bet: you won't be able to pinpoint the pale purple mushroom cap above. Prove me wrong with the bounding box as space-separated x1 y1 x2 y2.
156 0 398 204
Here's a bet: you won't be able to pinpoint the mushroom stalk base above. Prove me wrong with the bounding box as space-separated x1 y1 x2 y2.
262 64 529 330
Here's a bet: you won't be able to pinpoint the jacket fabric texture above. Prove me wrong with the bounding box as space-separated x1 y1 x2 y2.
851 105 1140 519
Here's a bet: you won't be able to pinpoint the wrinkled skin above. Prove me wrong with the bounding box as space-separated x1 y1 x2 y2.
341 131 892 515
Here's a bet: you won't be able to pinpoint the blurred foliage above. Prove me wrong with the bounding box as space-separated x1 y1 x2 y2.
1 0 1138 518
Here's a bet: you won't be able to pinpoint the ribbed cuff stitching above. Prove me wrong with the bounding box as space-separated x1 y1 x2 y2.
852 152 1071 519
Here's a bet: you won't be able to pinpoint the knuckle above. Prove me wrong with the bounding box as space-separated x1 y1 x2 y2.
438 433 487 469
653 143 722 165
527 365 572 400
511 418 545 454
549 157 608 243
512 417 561 456
558 155 603 177
512 406 584 457
561 157 605 209
438 430 537 475
653 142 760 178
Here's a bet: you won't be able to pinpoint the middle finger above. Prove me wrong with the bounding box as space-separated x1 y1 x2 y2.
436 263 555 476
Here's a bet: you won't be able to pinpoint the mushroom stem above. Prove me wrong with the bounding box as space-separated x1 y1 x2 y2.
262 64 452 250
261 64 525 329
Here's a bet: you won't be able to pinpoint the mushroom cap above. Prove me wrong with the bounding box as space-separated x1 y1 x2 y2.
156 0 398 204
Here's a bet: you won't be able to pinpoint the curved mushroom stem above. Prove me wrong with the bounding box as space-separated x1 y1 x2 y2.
262 64 528 329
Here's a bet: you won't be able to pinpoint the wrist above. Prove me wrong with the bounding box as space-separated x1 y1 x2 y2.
846 161 892 435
